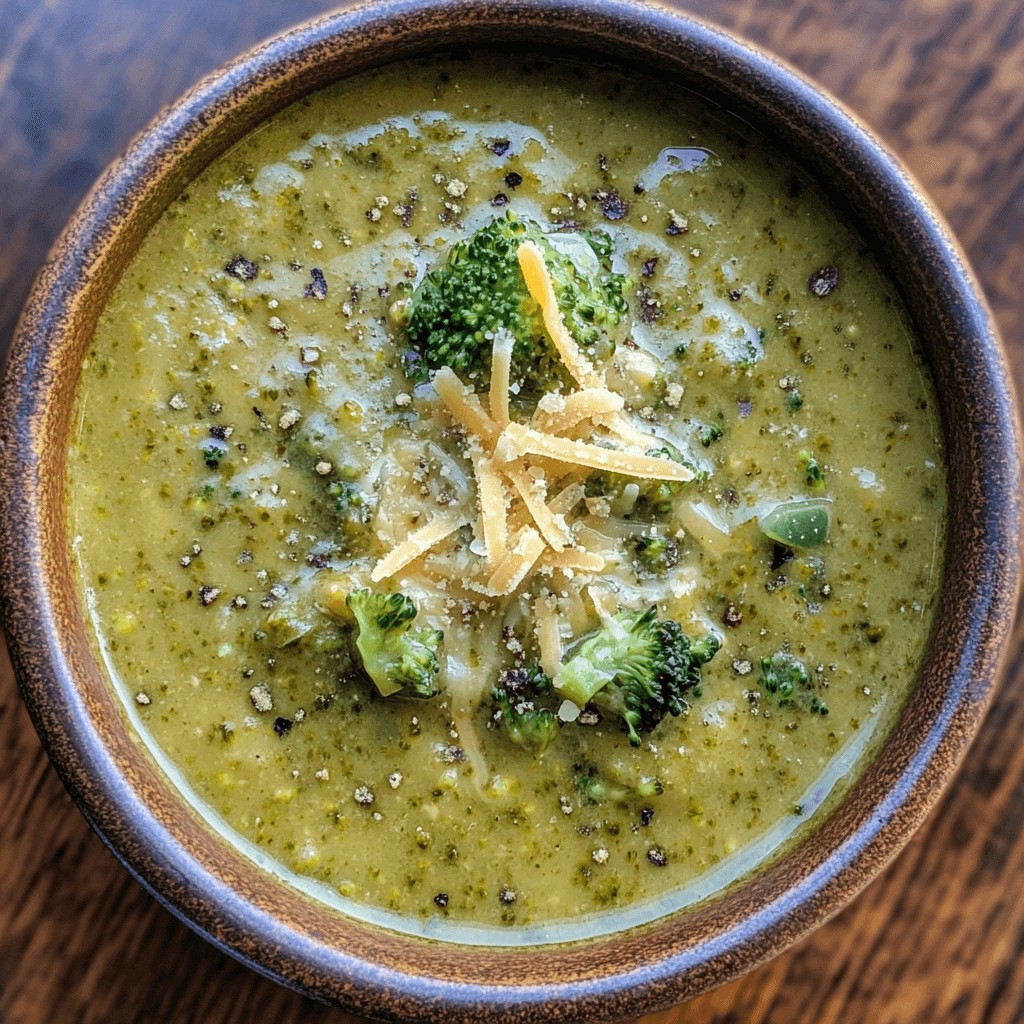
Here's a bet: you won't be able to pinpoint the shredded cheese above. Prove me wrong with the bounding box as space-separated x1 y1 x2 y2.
532 387 624 435
489 328 515 428
371 235 695 626
548 480 587 516
517 241 599 387
474 452 509 567
433 366 498 440
595 411 665 453
503 423 695 481
542 546 606 572
487 527 546 595
503 463 569 551
370 513 469 582
534 593 564 679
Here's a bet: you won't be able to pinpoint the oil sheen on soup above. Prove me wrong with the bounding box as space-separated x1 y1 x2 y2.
69 55 946 941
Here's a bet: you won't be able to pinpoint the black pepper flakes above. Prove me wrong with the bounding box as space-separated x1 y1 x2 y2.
491 192 510 207
490 139 511 156
640 807 655 827
647 847 669 867
636 284 663 325
434 892 450 908
224 256 258 280
807 265 839 297
498 885 517 905
593 188 629 220
640 257 659 278
198 585 220 607
304 267 328 300
272 716 293 736
722 604 744 628
504 171 523 189
597 154 609 172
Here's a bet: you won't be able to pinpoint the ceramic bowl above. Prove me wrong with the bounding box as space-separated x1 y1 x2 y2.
1 2 1020 1021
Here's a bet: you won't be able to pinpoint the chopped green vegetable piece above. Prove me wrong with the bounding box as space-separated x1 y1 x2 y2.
759 653 829 715
343 589 442 698
797 451 826 492
760 498 830 548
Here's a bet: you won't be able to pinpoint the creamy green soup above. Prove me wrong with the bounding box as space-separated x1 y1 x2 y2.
69 54 946 942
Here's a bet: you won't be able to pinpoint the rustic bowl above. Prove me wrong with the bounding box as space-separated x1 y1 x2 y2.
1 1 1020 1021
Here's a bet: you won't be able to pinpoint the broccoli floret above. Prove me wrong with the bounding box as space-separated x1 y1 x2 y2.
401 212 632 381
698 415 725 447
797 450 826 492
632 535 680 576
554 608 721 746
759 652 829 714
345 589 442 699
575 773 664 804
491 667 557 755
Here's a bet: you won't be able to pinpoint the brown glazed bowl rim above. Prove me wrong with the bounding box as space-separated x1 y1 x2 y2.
1 1 1021 1021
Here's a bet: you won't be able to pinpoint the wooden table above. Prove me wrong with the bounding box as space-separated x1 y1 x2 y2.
2 1 1023 1021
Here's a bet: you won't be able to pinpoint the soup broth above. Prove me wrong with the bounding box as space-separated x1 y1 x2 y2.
69 54 946 939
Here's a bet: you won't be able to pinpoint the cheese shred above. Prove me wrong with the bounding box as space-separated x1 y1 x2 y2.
370 513 471 583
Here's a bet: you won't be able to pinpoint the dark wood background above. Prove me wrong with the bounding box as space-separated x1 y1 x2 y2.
2 1 1023 1021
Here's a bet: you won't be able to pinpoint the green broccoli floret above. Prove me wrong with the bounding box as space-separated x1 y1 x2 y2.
759 652 829 714
345 589 442 699
554 608 721 746
491 667 557 755
575 773 664 804
400 211 632 381
797 450 825 492
698 415 725 447
787 389 804 412
632 535 680 576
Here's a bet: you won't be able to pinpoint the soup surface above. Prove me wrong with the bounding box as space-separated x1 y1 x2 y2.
69 54 946 940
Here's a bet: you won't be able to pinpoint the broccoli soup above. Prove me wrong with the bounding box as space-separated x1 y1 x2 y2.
69 53 946 940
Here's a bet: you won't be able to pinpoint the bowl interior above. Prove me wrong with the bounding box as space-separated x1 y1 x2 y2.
1 2 1020 1021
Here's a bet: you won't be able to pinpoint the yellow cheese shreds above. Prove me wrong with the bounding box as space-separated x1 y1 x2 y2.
542 546 607 573
473 452 508 568
487 527 546 595
534 593 564 679
503 422 695 481
370 513 469 583
489 328 515 429
549 480 587 516
593 411 664 453
586 583 620 624
433 366 498 440
516 241 599 387
503 463 570 551
532 387 625 435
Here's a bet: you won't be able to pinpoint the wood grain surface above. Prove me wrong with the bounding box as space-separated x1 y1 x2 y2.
2 1 1023 1022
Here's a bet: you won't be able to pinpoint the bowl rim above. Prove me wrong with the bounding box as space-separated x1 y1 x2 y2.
1 1 1021 1020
